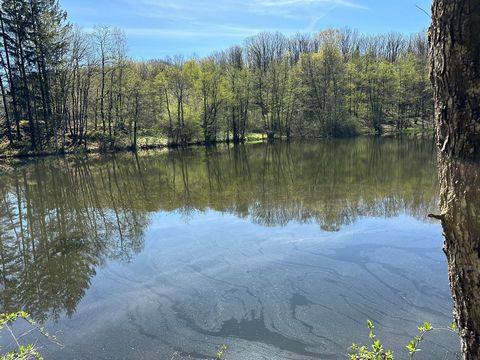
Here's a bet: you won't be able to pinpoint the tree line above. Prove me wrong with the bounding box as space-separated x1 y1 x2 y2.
0 0 433 152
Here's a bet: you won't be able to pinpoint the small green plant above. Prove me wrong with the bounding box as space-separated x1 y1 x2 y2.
215 344 227 359
350 320 457 360
170 344 228 360
405 322 433 358
0 312 58 360
350 320 394 360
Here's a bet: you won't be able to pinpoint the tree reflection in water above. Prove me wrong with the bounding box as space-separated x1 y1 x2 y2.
0 137 439 323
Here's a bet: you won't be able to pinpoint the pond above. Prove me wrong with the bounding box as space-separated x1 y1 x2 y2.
0 137 459 359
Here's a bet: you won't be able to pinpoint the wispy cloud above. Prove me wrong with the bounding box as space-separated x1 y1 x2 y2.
65 0 369 57
121 0 200 21
123 26 263 39
256 0 367 9
304 15 327 32
123 0 196 12
122 0 367 21
63 0 431 58
245 0 367 19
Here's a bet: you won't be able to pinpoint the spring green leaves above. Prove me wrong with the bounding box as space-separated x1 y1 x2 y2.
170 344 228 360
405 321 458 357
1 312 42 360
450 321 457 332
405 322 433 358
1 344 43 360
0 312 59 360
350 320 456 360
215 344 228 359
0 312 31 328
350 320 394 360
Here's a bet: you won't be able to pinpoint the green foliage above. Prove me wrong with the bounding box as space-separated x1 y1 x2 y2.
215 344 228 359
332 117 360 137
1 345 43 360
405 322 433 358
170 344 228 360
350 320 394 360
0 2 433 153
350 320 457 360
0 312 57 360
450 321 457 332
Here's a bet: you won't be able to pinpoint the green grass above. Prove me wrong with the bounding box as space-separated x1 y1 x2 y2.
137 136 169 148
245 133 266 142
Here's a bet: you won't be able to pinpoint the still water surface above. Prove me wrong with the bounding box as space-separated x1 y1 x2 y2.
0 138 459 359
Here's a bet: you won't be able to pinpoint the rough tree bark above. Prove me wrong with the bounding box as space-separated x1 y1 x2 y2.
434 159 480 360
429 1 480 359
430 0 480 161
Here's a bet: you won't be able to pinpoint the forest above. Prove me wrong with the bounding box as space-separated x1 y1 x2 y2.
0 0 432 154
1 0 480 358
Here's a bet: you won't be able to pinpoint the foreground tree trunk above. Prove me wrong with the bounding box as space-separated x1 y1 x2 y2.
430 0 480 161
435 158 480 360
430 1 480 358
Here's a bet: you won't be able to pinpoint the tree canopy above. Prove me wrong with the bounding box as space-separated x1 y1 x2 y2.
0 1 433 153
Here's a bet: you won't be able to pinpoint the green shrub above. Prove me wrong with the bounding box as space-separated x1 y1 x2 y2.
332 117 360 137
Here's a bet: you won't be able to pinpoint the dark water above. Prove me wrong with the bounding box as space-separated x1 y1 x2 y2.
0 138 459 359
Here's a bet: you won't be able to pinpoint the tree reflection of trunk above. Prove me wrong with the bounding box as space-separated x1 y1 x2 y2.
433 157 480 359
179 150 193 217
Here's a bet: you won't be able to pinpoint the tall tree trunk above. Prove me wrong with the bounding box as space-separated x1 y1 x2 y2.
108 69 114 145
28 0 50 144
0 9 21 140
434 158 480 360
164 88 173 143
132 91 139 150
101 57 106 135
18 36 36 150
0 52 13 145
430 0 480 161
430 1 480 359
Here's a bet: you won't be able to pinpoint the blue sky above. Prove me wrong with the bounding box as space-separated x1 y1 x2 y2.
61 0 432 59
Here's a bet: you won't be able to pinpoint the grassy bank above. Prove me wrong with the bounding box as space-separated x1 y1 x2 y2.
0 128 434 160
0 133 267 160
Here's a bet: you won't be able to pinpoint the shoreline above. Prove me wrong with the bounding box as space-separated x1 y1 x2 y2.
0 128 434 161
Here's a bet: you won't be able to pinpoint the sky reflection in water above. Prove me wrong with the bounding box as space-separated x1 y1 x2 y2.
0 138 459 359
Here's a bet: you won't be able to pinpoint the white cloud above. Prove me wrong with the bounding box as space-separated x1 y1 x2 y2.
92 0 368 53
123 26 262 39
255 0 367 10
304 14 327 32
244 0 367 18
